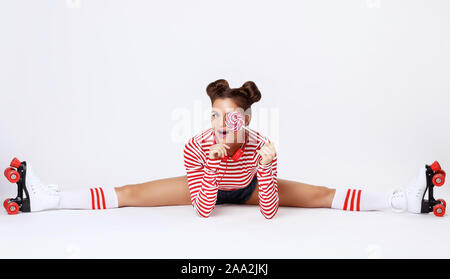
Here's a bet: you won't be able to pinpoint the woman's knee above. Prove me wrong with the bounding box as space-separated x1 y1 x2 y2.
316 186 335 207
115 184 139 207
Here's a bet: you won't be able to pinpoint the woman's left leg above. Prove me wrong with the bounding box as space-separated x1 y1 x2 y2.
245 178 336 207
245 177 406 211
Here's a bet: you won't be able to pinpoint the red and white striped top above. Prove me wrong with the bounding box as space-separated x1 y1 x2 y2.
183 127 279 219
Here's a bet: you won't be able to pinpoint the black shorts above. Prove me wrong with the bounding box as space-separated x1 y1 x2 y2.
216 174 258 205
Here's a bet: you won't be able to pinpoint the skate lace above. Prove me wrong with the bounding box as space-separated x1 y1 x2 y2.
390 187 407 213
29 180 60 196
26 164 60 197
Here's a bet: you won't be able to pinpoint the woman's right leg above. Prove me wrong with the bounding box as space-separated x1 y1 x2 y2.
115 175 192 207
8 158 191 212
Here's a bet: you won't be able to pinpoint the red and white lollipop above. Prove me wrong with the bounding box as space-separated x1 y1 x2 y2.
225 111 267 143
225 111 244 132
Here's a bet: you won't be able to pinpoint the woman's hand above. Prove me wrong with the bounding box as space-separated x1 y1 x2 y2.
209 143 231 160
256 142 276 166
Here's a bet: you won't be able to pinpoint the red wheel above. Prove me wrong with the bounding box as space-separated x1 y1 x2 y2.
4 167 12 178
433 172 445 187
433 204 445 217
430 161 441 172
438 199 446 208
6 202 19 215
4 168 20 183
10 157 21 169
3 198 11 209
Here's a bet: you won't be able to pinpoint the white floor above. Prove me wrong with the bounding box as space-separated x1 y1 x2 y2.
1 203 449 259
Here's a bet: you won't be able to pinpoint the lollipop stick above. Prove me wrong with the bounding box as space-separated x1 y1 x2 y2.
241 125 268 143
226 111 268 144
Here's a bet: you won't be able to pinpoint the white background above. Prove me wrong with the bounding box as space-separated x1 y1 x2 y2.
0 0 449 259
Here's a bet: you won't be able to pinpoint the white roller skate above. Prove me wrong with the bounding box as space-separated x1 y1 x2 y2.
389 161 446 216
3 157 60 214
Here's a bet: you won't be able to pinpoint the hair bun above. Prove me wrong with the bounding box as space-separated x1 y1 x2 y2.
206 79 230 98
241 81 261 104
206 79 262 111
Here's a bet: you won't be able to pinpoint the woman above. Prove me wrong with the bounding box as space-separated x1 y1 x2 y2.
3 79 434 218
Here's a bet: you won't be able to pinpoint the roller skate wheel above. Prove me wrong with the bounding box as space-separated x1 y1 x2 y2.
4 168 11 178
430 161 441 172
433 204 445 217
438 199 446 208
3 198 11 209
433 172 445 187
4 168 20 183
10 157 21 169
6 202 19 215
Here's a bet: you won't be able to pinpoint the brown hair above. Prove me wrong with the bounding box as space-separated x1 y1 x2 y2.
206 79 261 111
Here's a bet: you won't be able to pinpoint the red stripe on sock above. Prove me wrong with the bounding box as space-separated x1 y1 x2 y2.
99 187 106 209
95 188 101 210
350 189 356 211
90 188 95 209
343 189 351 210
356 190 361 211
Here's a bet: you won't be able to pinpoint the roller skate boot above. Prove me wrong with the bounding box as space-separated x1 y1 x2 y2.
3 157 60 214
389 161 446 216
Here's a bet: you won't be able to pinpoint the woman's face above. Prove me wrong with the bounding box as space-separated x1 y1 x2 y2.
211 98 249 145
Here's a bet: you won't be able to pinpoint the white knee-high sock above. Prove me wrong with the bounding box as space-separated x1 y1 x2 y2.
331 188 393 211
59 186 119 210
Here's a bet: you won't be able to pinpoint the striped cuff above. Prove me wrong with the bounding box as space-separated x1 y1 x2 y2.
331 188 362 211
205 157 222 172
89 186 118 209
257 160 273 172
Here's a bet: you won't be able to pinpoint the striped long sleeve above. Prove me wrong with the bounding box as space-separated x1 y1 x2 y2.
183 127 279 219
256 144 279 219
183 137 222 218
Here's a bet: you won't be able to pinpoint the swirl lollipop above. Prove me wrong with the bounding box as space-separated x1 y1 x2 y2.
225 111 267 143
225 111 244 132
